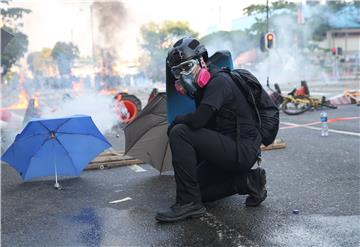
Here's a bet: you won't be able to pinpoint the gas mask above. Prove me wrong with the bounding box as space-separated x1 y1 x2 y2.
171 59 211 99
175 73 198 99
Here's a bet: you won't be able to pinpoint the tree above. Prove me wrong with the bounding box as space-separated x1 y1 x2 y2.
51 42 79 76
1 0 31 76
0 0 31 29
243 0 296 38
243 0 360 43
140 20 198 82
27 48 57 77
1 29 28 75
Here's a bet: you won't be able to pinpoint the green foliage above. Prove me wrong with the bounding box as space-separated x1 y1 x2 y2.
243 0 296 38
27 48 56 77
243 0 360 43
271 1 296 11
1 0 30 76
243 4 267 16
1 27 28 75
1 0 31 29
327 0 350 11
243 1 296 17
51 42 79 76
140 20 198 82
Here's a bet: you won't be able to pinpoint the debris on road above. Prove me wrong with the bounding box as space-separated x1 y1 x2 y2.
109 197 132 204
129 165 147 173
261 138 286 151
292 209 300 215
86 149 144 171
329 90 360 105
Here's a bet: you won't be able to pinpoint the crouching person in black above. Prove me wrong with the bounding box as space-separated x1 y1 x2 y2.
155 37 267 223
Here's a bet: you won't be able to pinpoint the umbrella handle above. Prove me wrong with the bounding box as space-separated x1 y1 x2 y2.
54 166 60 189
53 140 61 189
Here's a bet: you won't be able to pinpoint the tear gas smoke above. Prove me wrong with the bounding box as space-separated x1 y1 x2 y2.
42 91 118 133
204 32 255 61
202 3 359 92
92 0 127 59
252 13 328 87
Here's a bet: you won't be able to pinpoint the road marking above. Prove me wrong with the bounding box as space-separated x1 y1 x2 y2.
328 117 360 123
280 116 360 130
281 121 360 137
109 197 132 204
199 212 257 247
129 165 146 172
280 121 320 130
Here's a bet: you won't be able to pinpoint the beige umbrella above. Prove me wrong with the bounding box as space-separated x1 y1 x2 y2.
124 93 173 173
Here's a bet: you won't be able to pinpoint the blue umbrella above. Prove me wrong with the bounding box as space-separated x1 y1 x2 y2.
1 115 111 187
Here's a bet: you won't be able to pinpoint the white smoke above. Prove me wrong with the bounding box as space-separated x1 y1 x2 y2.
41 91 118 133
202 3 359 94
251 13 329 88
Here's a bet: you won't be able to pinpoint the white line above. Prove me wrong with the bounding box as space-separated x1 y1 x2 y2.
109 197 132 204
200 212 257 246
281 121 360 137
129 165 147 172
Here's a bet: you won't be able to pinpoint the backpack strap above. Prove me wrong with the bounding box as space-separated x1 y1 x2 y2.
216 103 260 162
220 68 262 127
214 71 261 164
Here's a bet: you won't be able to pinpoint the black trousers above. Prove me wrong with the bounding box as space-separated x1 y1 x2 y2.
169 124 261 204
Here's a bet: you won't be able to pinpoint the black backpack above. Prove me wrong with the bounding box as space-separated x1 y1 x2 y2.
221 68 279 146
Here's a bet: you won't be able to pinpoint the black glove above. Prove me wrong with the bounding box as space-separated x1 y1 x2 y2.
173 115 187 124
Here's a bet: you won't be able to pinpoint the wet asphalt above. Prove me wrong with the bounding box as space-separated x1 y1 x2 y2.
1 104 359 247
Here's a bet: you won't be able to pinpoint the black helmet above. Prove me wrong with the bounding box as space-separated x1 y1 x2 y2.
167 37 208 67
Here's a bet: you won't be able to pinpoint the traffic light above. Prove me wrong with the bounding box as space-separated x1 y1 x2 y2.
260 32 276 52
331 47 343 56
337 47 343 56
331 47 337 55
265 32 275 50
260 33 266 52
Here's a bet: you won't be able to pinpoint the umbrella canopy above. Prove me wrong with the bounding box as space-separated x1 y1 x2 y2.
1 115 111 182
124 93 173 173
1 28 14 52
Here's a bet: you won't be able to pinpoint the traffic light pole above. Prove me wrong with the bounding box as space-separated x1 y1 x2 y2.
266 0 269 33
266 0 270 87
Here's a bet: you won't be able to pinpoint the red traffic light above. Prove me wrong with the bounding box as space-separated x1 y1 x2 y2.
331 47 337 55
265 32 275 50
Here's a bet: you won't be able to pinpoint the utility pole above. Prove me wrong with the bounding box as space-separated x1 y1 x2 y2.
266 0 270 87
90 3 96 88
266 0 269 33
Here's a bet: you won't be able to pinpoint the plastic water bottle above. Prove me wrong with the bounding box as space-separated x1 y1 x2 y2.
320 111 328 136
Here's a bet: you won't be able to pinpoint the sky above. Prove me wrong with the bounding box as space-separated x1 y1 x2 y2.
9 0 269 61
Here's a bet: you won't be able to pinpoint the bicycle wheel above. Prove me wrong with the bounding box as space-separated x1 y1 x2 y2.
281 99 312 115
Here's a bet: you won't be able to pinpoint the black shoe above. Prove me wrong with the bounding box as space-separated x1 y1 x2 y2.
155 202 206 223
245 167 267 207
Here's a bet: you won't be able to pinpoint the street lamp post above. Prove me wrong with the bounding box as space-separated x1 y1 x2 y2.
90 3 96 88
